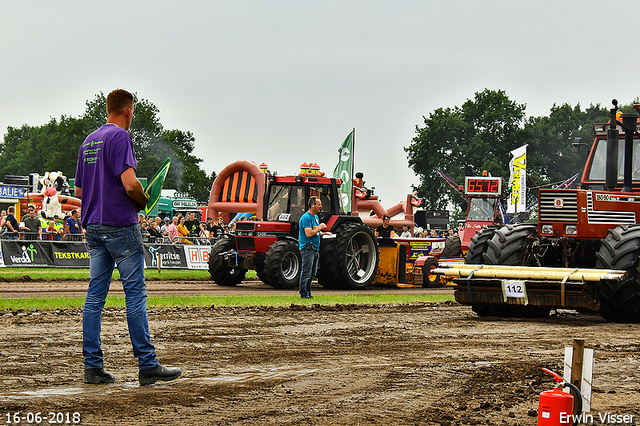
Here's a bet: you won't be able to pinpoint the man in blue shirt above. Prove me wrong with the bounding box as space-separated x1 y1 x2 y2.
298 196 328 299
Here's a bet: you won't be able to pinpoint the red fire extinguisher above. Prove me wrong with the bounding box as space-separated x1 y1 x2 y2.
538 368 583 426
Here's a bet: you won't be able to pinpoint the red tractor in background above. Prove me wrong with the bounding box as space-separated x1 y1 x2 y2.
207 161 379 290
450 100 640 322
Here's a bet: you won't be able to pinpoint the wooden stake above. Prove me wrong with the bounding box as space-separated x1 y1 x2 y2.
570 339 585 415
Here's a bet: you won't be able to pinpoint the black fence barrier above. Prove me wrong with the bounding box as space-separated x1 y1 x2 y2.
0 241 211 269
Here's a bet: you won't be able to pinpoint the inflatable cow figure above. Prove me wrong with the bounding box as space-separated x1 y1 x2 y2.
40 171 69 219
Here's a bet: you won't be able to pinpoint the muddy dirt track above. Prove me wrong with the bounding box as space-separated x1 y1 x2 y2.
0 279 639 425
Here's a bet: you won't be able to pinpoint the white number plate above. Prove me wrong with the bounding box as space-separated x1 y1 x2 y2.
503 280 525 298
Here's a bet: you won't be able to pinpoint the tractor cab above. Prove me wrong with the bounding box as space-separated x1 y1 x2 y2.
260 175 343 239
581 120 640 191
458 175 505 251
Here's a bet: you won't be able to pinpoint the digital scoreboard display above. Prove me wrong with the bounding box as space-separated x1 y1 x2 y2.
464 176 503 196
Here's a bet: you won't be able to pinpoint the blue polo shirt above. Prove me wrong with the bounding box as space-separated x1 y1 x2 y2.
298 211 321 251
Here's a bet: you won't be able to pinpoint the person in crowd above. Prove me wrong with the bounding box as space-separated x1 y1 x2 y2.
21 205 42 240
298 196 328 299
140 221 150 241
204 217 215 237
0 210 6 235
177 216 192 244
4 206 19 240
75 88 180 385
228 221 236 234
400 224 412 238
210 216 225 239
167 216 179 242
64 209 81 241
375 215 394 238
159 218 170 241
147 221 162 242
429 229 440 238
45 220 61 241
184 212 205 239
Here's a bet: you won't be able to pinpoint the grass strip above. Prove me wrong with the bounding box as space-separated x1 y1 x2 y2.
0 267 253 281
0 293 454 312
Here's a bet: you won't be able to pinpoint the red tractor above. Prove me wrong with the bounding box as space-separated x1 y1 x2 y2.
207 161 379 290
451 101 640 322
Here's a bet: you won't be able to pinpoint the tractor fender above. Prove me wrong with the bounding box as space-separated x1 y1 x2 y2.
324 214 365 232
413 255 436 268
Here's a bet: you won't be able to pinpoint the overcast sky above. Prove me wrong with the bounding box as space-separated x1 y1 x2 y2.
3 1 640 207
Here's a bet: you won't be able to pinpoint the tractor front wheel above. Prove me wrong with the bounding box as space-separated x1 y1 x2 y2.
595 225 640 323
264 240 301 289
208 239 247 286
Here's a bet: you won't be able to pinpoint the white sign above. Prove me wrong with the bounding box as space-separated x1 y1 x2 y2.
183 245 211 269
503 280 526 298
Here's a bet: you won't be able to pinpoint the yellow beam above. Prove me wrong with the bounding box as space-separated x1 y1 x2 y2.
435 264 625 282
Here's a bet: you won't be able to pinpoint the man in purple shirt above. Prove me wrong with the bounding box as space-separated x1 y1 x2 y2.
75 89 181 386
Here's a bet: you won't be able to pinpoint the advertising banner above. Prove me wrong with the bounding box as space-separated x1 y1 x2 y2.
1 241 54 267
507 144 527 214
183 245 212 270
51 242 90 268
143 243 188 269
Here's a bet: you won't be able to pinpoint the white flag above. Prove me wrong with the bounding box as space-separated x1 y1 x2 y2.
507 144 527 214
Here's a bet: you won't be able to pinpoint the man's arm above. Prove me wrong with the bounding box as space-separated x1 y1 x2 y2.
304 223 327 238
121 167 148 209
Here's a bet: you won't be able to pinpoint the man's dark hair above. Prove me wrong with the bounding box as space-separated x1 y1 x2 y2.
106 89 134 116
308 196 319 209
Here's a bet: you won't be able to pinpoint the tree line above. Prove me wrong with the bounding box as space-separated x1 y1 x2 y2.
405 89 639 219
0 93 215 203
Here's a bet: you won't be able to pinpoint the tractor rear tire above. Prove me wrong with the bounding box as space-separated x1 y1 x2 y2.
484 224 537 265
264 240 301 289
474 224 549 318
318 221 379 290
595 225 640 323
464 227 497 264
441 235 462 259
208 239 247 286
422 257 441 288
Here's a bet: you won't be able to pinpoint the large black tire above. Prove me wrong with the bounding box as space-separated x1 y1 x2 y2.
422 257 441 288
464 227 497 264
595 225 640 323
475 224 549 318
440 235 462 259
264 240 301 289
484 224 537 265
208 239 247 286
255 254 269 285
317 221 379 290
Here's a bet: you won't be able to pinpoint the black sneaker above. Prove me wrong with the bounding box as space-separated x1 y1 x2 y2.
84 368 116 384
139 364 182 386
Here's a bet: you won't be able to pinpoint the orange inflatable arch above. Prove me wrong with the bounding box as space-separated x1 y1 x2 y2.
207 160 266 221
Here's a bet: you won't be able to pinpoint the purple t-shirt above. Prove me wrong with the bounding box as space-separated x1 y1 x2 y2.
75 124 139 227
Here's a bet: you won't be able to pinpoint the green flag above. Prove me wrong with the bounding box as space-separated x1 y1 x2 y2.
333 130 354 212
145 158 171 215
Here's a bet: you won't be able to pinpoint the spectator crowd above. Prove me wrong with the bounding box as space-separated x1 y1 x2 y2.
0 206 245 245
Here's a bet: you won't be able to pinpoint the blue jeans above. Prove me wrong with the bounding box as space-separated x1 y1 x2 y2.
299 246 319 297
83 224 158 371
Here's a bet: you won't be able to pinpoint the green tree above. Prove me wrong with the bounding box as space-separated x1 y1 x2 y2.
405 89 528 212
0 93 215 202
